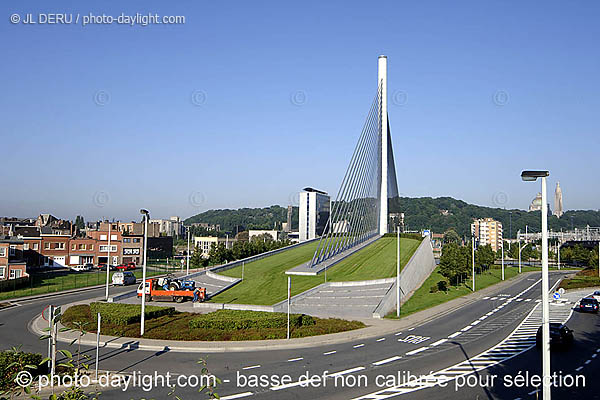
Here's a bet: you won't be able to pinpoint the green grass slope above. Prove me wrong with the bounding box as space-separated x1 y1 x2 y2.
210 237 421 305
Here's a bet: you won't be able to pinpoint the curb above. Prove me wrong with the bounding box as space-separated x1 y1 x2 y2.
29 271 546 353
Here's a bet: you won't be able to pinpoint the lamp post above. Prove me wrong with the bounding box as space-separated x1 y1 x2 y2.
521 170 551 400
396 229 400 317
186 226 190 276
105 222 111 301
472 235 475 292
501 240 504 280
140 209 150 336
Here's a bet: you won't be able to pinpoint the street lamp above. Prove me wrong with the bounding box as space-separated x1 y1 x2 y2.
140 209 150 336
472 235 476 292
186 226 190 276
521 170 551 400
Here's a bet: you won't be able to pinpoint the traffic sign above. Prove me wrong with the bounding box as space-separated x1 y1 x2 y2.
558 288 565 295
553 292 561 300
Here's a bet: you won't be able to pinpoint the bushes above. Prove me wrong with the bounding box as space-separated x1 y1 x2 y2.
0 349 45 391
89 302 175 326
189 310 315 330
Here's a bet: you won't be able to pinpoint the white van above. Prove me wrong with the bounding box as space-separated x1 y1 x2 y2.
112 271 136 286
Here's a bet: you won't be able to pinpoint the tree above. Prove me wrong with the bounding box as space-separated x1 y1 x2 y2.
476 244 495 271
74 215 85 230
190 244 204 268
443 229 461 244
440 243 465 286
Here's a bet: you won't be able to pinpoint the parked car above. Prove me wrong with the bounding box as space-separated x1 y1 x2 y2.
578 297 599 313
84 263 94 270
115 264 135 271
70 265 91 272
536 323 574 348
112 271 137 286
591 291 600 302
98 264 117 271
126 262 136 270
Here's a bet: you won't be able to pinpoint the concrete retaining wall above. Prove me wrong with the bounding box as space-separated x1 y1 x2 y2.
193 302 275 312
206 271 238 283
372 236 436 318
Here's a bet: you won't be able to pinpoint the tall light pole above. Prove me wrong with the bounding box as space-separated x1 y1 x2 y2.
186 226 190 276
472 235 475 292
105 222 111 301
522 170 551 400
396 229 400 317
501 240 505 280
140 209 150 336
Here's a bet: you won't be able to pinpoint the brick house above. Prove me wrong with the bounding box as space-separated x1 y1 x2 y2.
0 239 28 280
121 235 144 265
68 238 97 266
40 232 70 268
87 223 121 266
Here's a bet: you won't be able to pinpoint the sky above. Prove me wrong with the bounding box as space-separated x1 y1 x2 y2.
1 0 599 221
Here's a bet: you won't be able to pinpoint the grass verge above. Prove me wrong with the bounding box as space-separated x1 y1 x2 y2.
559 268 600 290
386 265 555 319
210 237 421 305
0 268 164 301
61 304 365 341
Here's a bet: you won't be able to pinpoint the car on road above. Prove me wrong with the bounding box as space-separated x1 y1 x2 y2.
112 271 137 286
98 264 117 271
116 263 136 271
592 291 600 302
578 297 599 313
536 323 574 349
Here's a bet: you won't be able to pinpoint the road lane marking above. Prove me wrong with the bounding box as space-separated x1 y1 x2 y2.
330 366 366 377
483 296 490 299
287 357 303 362
408 327 415 331
220 392 253 400
395 332 403 336
528 389 539 395
373 356 402 366
406 347 429 355
576 366 583 371
585 360 591 365
323 350 337 355
354 343 365 348
592 354 597 358
461 325 473 332
242 365 261 370
430 339 448 347
448 332 461 338
376 338 386 342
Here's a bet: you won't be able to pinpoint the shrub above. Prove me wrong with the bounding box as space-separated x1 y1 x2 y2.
189 310 315 330
429 285 439 293
0 349 45 391
437 280 448 292
89 302 175 326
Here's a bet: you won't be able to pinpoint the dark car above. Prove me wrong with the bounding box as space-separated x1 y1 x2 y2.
536 323 574 348
98 264 117 271
578 297 599 313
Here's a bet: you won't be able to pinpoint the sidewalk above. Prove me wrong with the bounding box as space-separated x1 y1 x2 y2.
30 271 544 353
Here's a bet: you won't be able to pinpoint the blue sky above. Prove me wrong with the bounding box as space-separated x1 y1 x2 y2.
1 0 599 221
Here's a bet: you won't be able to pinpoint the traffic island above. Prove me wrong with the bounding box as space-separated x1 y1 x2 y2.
59 303 366 341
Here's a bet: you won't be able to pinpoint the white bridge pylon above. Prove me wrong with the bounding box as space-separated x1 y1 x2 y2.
309 55 399 269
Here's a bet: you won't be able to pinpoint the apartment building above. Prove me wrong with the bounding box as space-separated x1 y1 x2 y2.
471 218 503 252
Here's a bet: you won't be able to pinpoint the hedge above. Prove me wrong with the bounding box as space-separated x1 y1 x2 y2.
89 302 175 326
0 350 45 391
189 310 315 330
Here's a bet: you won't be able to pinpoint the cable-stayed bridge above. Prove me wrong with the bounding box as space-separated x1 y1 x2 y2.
288 56 399 276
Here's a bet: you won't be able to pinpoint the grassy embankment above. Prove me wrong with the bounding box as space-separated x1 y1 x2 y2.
559 268 600 290
61 303 365 341
210 237 421 305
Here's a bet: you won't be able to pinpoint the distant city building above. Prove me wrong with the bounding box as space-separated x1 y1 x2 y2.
332 220 350 234
299 188 330 242
529 193 543 212
248 230 279 241
471 218 503 252
554 182 564 218
190 222 221 231
285 205 293 232
192 236 235 258
149 217 184 237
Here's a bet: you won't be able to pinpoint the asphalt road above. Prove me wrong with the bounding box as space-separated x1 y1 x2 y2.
2 270 596 400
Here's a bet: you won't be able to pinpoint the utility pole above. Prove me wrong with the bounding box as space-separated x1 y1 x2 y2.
287 277 291 340
501 240 505 280
186 227 190 275
105 223 111 301
472 235 475 292
140 209 150 336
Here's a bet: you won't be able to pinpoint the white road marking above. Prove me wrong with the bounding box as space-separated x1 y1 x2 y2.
576 366 583 372
448 332 461 338
585 360 591 365
472 320 481 326
220 392 253 400
376 338 386 342
395 332 403 336
528 389 540 395
408 327 415 331
461 325 473 332
287 357 303 362
592 354 597 358
242 365 261 370
430 339 448 347
329 366 366 377
406 347 429 355
483 296 490 300
323 350 336 355
354 343 365 348
373 356 402 366
525 299 532 302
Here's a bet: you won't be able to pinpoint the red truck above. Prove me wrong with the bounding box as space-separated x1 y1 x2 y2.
136 277 206 303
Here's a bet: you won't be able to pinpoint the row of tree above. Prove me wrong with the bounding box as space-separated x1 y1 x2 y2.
439 242 496 286
189 234 293 267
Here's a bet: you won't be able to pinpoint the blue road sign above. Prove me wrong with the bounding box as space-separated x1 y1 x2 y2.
553 292 561 300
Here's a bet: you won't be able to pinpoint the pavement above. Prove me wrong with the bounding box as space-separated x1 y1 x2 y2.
4 268 597 400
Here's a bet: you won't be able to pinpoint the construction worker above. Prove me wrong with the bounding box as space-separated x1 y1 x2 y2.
193 288 201 303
